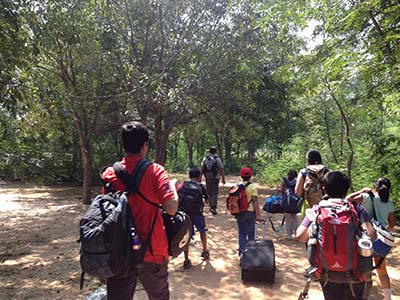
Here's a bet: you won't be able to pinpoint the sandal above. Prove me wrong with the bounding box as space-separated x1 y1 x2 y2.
201 250 210 260
183 260 192 269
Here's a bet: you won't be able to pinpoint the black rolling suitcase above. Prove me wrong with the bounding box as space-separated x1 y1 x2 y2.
240 222 276 283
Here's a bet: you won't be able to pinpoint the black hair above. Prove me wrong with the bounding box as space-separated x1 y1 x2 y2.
189 167 201 179
242 176 251 181
288 169 298 181
121 121 149 154
375 177 391 203
321 171 350 198
306 150 322 165
209 146 217 154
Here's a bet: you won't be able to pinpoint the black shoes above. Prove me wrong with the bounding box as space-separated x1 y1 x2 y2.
201 250 210 260
210 208 217 215
183 260 192 269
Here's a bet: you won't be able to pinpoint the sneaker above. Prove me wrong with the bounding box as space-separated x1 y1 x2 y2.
183 260 192 270
201 250 210 260
210 208 217 215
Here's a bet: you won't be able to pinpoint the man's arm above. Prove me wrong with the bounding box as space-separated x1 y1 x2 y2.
162 198 178 216
220 168 225 185
162 178 178 215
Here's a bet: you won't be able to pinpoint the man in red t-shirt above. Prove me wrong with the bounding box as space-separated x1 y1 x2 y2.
101 121 178 300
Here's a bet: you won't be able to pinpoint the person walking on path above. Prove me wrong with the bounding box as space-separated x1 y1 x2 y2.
177 167 211 270
347 177 396 300
101 121 178 300
296 171 376 300
200 146 225 215
280 169 299 240
295 150 329 214
236 167 264 256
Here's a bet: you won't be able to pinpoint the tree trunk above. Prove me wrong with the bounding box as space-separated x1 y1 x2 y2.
154 120 171 165
224 138 232 169
246 139 256 165
184 134 195 167
323 99 339 164
326 81 354 186
75 118 93 204
214 133 223 162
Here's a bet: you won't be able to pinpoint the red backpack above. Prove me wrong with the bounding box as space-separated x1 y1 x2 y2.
226 183 251 215
315 199 360 278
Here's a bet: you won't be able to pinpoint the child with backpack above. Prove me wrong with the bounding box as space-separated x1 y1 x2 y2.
177 167 211 269
347 177 396 300
234 167 264 256
295 150 329 214
296 171 376 300
279 169 300 240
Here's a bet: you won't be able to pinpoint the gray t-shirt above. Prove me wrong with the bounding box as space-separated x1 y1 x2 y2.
201 155 223 179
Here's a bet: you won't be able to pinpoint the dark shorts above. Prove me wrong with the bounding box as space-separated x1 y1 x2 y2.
107 260 169 300
191 214 207 234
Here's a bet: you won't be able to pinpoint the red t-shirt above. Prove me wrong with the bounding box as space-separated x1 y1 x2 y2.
101 155 174 264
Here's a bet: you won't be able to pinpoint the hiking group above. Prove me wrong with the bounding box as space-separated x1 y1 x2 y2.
294 150 396 300
79 122 396 300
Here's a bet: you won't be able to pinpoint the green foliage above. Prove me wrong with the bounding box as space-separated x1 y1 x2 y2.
1 0 400 213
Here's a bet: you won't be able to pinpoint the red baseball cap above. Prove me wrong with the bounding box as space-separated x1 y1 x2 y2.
240 167 252 177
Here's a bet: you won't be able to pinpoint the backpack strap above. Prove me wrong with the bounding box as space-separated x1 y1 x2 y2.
113 160 151 193
367 191 378 220
113 159 160 255
243 182 253 206
283 177 290 186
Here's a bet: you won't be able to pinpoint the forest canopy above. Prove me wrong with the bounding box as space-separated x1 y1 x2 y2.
1 0 399 207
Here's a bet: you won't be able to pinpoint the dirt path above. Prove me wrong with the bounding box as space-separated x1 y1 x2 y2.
0 178 399 300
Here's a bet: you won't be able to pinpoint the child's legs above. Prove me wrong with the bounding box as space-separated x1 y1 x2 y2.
237 211 256 253
237 215 247 253
246 212 256 240
200 233 207 251
184 245 189 261
374 256 391 289
192 215 208 251
290 213 298 234
284 212 292 237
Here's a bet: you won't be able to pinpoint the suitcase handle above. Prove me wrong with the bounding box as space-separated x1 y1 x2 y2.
254 221 266 240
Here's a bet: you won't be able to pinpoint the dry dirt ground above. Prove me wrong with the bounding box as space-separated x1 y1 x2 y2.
1 176 399 300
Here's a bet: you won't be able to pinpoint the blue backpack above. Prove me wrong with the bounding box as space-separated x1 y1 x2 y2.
263 195 284 214
281 177 303 214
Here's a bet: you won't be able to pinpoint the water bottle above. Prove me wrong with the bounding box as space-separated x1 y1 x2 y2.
85 287 107 300
131 228 142 251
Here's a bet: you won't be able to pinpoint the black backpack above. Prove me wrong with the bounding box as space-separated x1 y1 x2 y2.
202 155 218 178
178 181 204 217
114 161 192 259
79 159 153 288
162 209 192 258
281 177 303 214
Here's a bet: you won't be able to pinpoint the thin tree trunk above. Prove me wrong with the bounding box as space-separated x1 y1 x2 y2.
75 117 93 204
184 133 195 167
214 133 223 162
326 80 354 186
323 100 339 164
